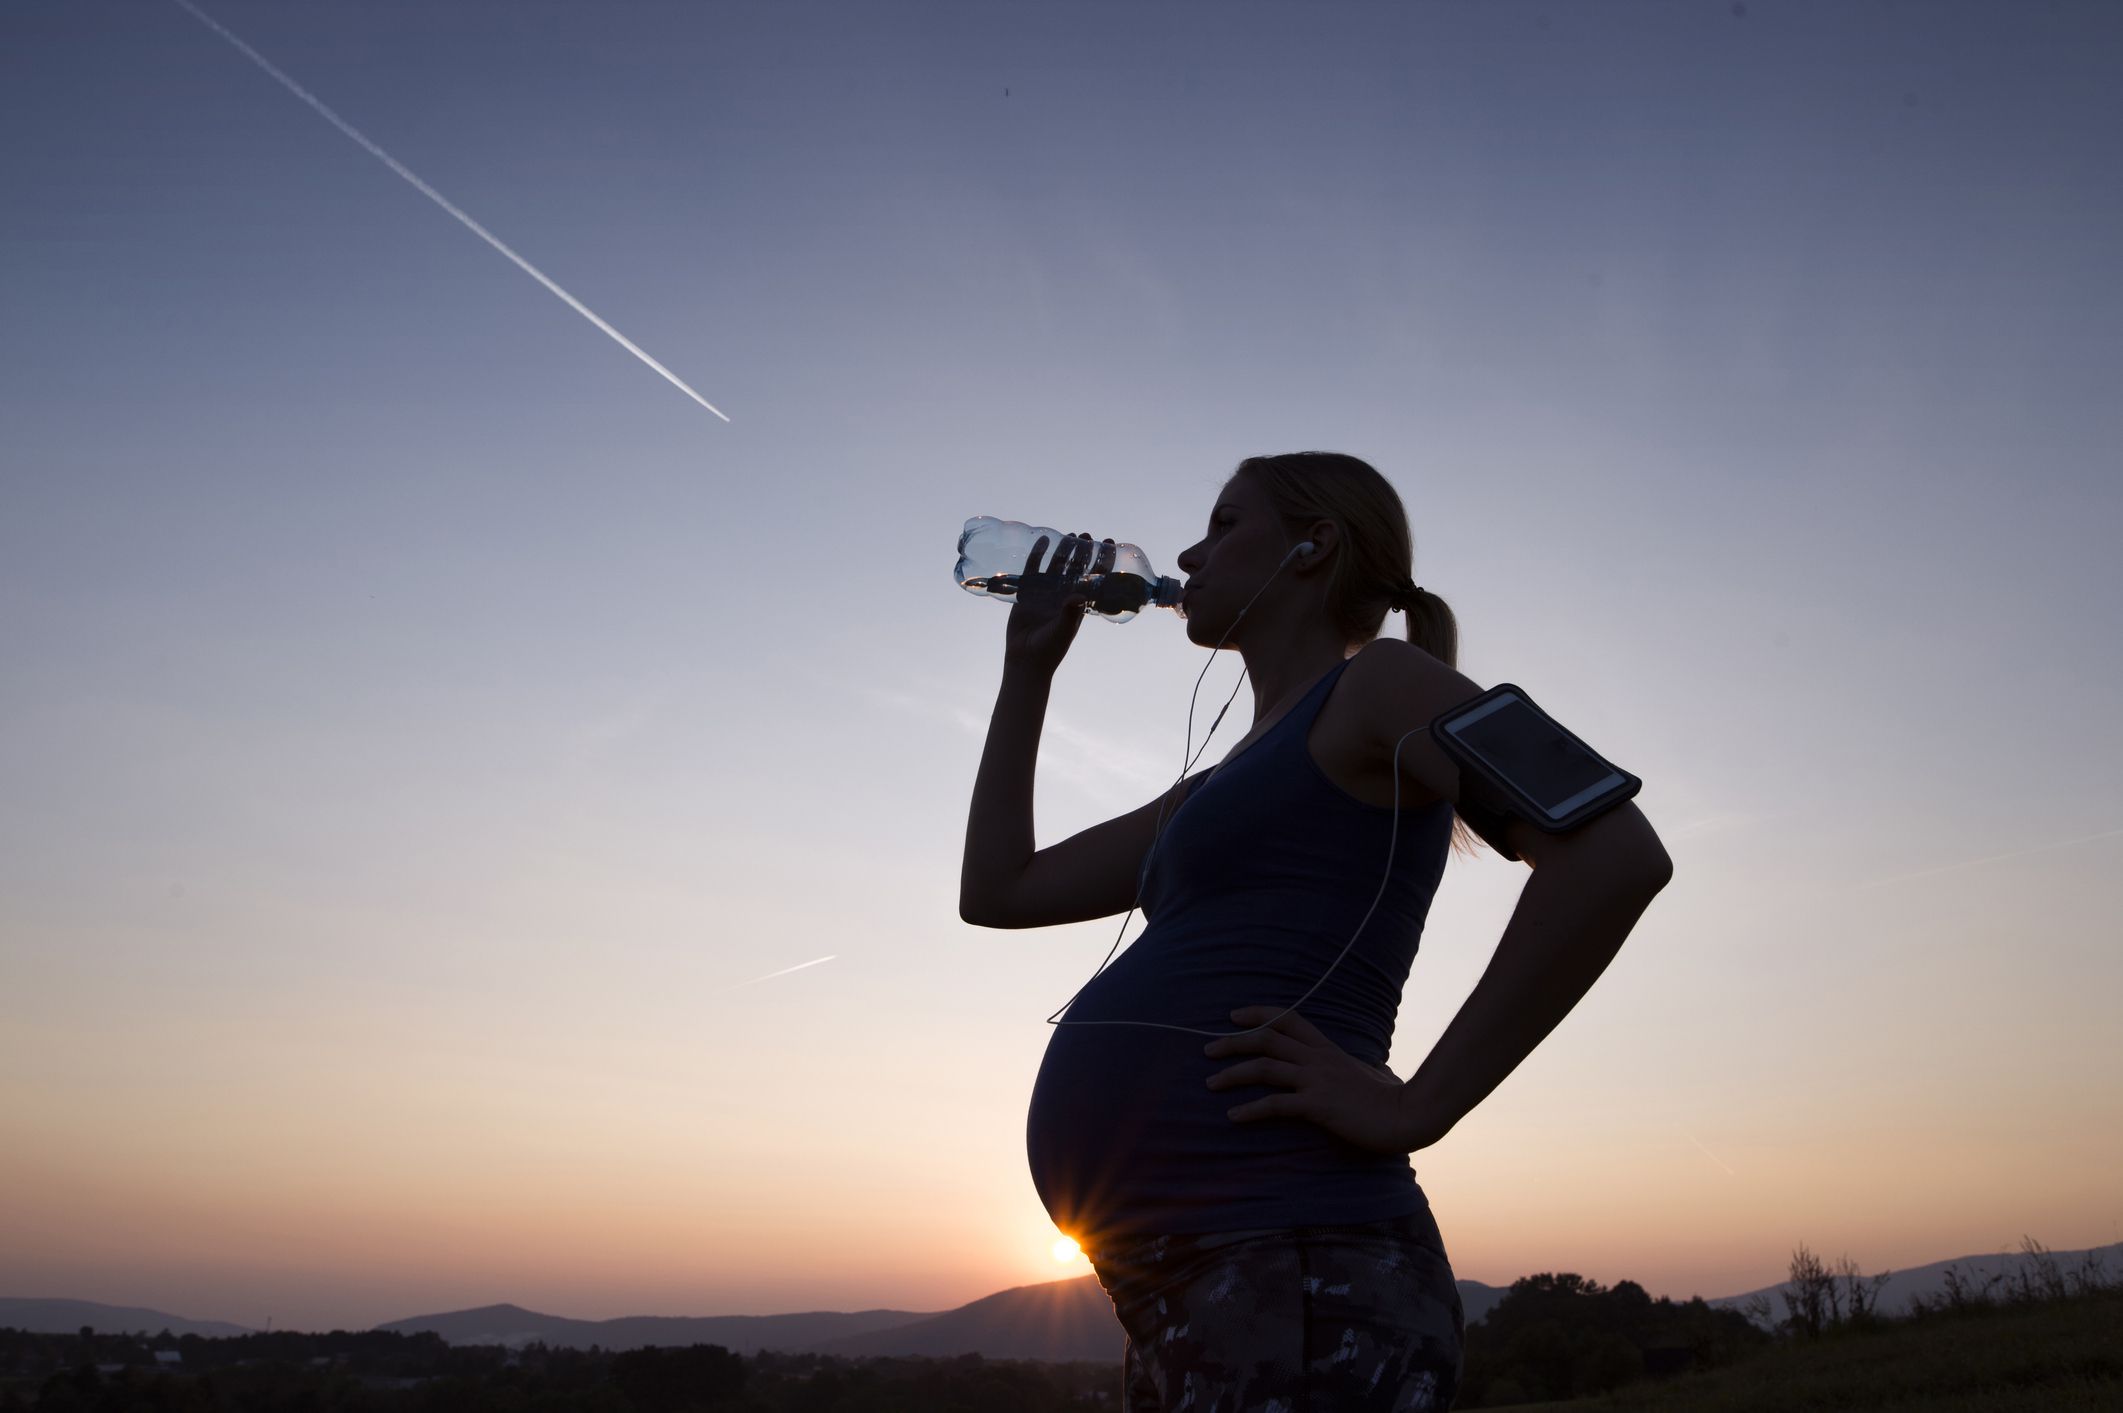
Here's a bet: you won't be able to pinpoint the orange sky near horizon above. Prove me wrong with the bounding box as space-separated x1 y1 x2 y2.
5 0 2120 1335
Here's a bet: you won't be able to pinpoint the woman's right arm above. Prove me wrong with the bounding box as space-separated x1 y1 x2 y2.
959 530 1094 927
959 658 1054 925
959 659 1200 929
960 530 1189 928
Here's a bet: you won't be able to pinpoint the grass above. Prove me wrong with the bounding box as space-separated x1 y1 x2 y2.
1501 1286 2123 1412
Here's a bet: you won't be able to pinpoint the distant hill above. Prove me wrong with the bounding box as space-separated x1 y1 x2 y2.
0 1298 253 1339
17 1240 2112 1361
375 1287 1121 1359
796 1277 1166 1362
377 1274 1511 1362
1702 1240 2123 1330
375 1301 946 1357
798 1274 1513 1362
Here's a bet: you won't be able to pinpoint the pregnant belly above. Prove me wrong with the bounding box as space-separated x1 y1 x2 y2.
1025 1007 1332 1249
1025 1020 1188 1243
1024 924 1409 1248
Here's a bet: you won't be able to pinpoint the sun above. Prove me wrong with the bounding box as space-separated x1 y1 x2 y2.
1051 1235 1085 1264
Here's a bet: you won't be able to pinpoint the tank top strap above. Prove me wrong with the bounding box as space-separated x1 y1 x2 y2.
1285 656 1354 736
1201 657 1353 784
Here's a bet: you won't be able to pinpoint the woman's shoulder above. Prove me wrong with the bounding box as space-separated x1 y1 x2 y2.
1328 639 1487 805
1341 638 1475 710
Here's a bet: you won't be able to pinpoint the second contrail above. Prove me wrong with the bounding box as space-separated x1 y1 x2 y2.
724 955 839 992
1825 824 2123 899
168 0 729 422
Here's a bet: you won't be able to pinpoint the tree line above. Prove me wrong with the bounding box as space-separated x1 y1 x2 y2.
5 1235 2111 1410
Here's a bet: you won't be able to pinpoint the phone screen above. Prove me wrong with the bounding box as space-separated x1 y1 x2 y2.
1442 693 1627 822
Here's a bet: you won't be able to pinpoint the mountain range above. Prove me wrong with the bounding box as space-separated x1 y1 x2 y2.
9 1239 2115 1363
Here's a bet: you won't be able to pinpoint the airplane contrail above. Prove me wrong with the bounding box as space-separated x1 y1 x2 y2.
1684 1126 1736 1177
725 955 838 992
168 0 730 422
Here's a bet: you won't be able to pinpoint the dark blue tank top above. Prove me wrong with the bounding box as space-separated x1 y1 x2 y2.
1025 653 1456 1253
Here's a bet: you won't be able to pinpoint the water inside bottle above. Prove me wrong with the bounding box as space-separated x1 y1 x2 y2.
955 516 1179 623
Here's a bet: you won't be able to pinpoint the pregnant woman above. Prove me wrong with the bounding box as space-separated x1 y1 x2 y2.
960 452 1673 1411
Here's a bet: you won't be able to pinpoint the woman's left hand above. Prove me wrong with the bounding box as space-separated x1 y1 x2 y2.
1205 1006 1414 1155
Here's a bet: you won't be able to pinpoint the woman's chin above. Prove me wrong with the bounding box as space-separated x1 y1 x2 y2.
1184 615 1232 648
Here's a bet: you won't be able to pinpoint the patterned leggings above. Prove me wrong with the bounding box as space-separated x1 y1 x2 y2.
1086 1207 1464 1412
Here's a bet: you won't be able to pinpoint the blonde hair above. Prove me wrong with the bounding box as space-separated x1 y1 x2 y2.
1234 451 1479 859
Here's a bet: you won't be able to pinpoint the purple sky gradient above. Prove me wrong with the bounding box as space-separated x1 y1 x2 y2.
3 0 2119 1330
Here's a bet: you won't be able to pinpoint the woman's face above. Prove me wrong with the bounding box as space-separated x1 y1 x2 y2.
1174 478 1284 643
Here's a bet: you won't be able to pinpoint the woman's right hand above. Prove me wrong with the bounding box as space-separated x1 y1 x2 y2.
1004 532 1116 675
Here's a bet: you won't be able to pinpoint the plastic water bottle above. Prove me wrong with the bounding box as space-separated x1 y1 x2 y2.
954 516 1183 624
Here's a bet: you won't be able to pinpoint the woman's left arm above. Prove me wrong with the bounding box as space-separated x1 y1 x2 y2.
1396 853 1671 1152
1210 642 1673 1153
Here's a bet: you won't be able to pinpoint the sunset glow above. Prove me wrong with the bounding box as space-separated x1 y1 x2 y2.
3 0 2118 1335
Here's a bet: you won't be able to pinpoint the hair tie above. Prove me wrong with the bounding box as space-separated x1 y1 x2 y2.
1392 580 1425 612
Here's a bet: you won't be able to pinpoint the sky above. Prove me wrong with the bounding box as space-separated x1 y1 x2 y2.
3 0 2119 1334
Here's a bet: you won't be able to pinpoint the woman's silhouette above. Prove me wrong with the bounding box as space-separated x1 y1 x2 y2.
961 452 1673 1411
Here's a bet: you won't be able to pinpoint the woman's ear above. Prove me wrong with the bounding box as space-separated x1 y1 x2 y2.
1300 519 1340 569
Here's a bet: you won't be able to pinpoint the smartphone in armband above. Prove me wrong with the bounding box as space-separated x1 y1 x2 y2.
1429 684 1642 862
